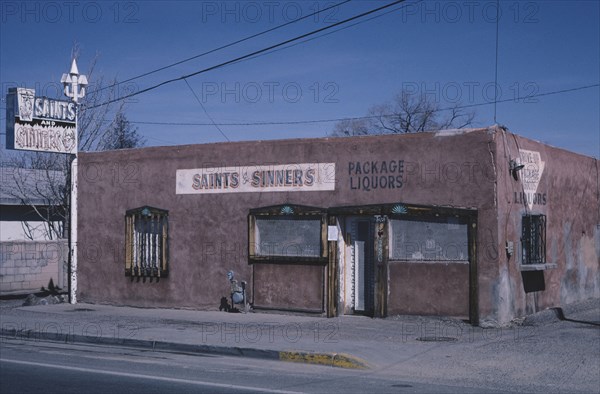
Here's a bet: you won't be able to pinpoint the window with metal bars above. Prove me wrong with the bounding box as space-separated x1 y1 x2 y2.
521 214 546 265
125 206 168 278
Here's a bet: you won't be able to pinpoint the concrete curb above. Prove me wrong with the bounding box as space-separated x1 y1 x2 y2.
0 328 369 370
279 350 369 369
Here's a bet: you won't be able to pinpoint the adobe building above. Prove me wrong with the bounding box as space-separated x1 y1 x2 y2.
76 126 599 326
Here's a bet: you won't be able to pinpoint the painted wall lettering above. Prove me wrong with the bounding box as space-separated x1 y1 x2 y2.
348 160 404 191
514 191 547 206
176 163 335 194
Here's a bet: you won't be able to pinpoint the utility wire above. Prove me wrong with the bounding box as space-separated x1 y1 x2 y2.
87 0 408 109
493 0 500 123
89 0 352 95
228 0 423 66
129 83 600 127
165 1 420 110
3 82 597 127
183 78 230 141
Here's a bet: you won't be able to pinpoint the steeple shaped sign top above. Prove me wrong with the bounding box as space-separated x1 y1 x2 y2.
70 59 79 75
61 59 87 104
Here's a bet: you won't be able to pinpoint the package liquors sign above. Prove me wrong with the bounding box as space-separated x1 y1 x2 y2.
5 87 77 154
176 163 336 194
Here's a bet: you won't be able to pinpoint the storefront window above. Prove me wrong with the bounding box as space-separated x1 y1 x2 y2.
249 205 327 263
389 217 468 261
255 218 321 257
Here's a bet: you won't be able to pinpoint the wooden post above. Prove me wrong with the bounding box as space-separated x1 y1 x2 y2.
327 215 338 317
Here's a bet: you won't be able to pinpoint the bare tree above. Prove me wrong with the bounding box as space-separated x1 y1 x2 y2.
331 118 370 137
2 161 66 240
4 50 144 240
99 111 145 150
331 89 476 136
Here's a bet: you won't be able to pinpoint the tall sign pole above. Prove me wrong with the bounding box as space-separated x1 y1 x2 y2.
62 59 87 304
5 61 86 303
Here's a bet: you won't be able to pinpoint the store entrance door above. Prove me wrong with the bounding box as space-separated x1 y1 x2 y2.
346 217 376 316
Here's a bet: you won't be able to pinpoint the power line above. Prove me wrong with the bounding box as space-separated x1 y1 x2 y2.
86 0 409 109
128 83 600 127
88 0 352 95
493 0 500 123
4 83 598 128
211 0 423 68
183 78 230 141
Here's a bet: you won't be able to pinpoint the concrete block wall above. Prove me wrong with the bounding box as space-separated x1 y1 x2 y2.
0 240 68 294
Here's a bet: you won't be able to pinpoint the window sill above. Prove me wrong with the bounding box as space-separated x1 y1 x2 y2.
388 259 469 265
519 263 557 271
249 257 328 265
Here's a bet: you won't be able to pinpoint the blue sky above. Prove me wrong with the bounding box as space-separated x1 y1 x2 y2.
1 0 599 158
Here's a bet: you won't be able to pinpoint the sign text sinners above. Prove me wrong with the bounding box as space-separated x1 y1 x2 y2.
176 163 335 194
6 88 77 154
349 160 404 191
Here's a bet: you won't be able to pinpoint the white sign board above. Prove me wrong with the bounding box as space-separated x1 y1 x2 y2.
518 149 546 210
176 163 335 194
6 88 77 154
327 225 339 241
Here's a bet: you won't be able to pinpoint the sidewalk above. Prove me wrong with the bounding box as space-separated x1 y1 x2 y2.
1 298 599 392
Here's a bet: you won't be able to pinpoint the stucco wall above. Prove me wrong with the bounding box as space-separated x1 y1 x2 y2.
493 130 599 324
77 129 498 315
388 261 470 318
252 263 324 312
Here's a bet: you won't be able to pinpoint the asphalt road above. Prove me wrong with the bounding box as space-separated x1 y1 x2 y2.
0 339 508 394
